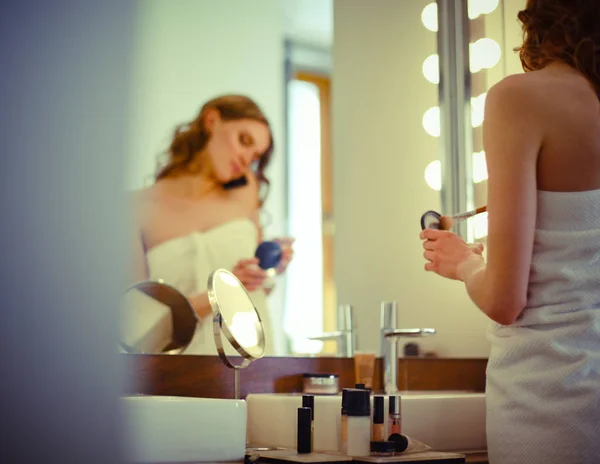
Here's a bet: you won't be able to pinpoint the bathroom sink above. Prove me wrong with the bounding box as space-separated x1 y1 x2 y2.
246 391 485 453
121 395 246 463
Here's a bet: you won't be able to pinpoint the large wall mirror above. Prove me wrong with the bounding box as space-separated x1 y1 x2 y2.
123 0 524 359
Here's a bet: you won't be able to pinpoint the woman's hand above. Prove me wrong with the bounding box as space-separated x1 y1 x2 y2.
232 258 266 291
273 237 295 274
420 228 484 281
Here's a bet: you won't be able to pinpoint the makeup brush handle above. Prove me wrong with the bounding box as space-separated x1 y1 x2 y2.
451 210 478 221
451 205 487 221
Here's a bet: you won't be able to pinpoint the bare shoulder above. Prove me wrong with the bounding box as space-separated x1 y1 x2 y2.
488 68 595 115
486 73 546 110
128 185 162 222
129 186 156 208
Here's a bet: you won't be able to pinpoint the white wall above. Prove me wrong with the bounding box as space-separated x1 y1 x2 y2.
126 0 288 353
333 0 491 358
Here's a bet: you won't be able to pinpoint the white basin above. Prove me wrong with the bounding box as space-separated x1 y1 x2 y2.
247 391 485 453
121 395 246 463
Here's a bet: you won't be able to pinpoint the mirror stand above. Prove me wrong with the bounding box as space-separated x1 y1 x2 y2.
212 311 254 399
208 269 266 400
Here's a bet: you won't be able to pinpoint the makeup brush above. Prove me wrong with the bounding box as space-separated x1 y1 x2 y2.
439 205 487 230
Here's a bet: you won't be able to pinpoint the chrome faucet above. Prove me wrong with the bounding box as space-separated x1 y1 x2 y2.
381 301 436 394
308 304 356 357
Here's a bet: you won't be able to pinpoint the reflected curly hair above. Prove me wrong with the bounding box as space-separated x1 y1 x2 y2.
516 0 600 91
155 95 273 201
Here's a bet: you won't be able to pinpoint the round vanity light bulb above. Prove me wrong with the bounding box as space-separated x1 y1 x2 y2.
470 38 502 73
472 151 488 183
424 160 442 191
421 2 438 32
478 0 500 15
468 0 500 19
473 211 489 239
471 92 487 128
468 1 481 20
422 106 441 138
422 54 440 84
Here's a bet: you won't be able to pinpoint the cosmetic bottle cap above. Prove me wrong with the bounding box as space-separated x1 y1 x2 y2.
373 396 384 423
302 395 314 420
303 372 339 378
297 407 312 454
388 433 409 453
389 395 401 414
345 388 370 416
355 383 366 389
370 441 396 454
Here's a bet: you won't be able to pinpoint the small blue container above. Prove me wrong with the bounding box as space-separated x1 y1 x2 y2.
255 241 283 270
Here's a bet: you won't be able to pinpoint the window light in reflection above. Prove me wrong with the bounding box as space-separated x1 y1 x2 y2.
472 151 488 183
424 160 442 191
422 54 440 84
422 106 441 137
421 2 438 32
470 38 501 73
468 0 500 19
220 272 241 287
471 92 487 127
229 312 259 349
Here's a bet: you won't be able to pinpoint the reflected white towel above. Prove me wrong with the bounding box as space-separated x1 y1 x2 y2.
120 288 172 353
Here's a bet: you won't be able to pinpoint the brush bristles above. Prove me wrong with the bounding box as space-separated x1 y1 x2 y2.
439 216 454 230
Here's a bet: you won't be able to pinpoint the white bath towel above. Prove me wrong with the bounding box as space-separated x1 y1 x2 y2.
120 288 172 353
145 217 272 356
486 189 600 463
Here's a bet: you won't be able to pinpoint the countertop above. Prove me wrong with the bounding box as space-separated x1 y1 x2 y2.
243 449 489 464
142 450 488 464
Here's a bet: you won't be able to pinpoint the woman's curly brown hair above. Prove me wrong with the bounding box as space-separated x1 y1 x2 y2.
516 0 600 91
155 94 274 201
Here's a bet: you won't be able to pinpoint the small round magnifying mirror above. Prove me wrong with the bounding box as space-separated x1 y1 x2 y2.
208 268 266 399
119 280 198 355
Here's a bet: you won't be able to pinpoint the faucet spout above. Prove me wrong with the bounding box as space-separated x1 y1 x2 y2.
308 331 345 341
380 302 436 395
384 328 436 338
307 304 355 357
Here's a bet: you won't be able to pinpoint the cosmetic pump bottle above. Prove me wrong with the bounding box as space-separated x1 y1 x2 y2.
344 388 371 457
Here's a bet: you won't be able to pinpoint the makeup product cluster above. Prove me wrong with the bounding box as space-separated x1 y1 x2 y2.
297 387 409 458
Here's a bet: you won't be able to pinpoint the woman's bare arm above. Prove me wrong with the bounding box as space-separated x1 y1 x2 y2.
459 75 543 325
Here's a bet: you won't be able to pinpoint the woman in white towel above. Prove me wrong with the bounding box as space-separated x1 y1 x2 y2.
420 1 600 462
130 95 293 355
